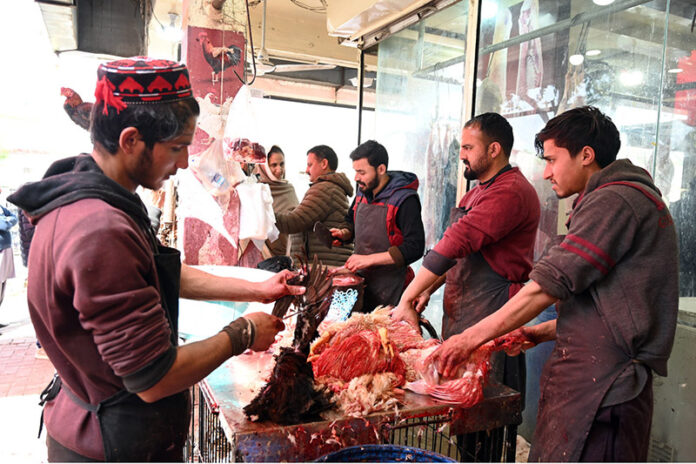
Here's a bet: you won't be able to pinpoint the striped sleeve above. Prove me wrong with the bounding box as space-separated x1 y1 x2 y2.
531 189 638 300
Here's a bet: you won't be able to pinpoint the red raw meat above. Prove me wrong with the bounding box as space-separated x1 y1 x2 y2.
182 190 241 265
312 330 406 385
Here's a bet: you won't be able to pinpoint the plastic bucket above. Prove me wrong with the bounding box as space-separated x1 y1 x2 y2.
315 444 456 462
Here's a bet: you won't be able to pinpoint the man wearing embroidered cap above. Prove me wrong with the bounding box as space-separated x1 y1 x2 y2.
9 57 303 462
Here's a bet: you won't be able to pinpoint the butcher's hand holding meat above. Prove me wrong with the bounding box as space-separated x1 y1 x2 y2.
427 331 478 378
390 303 420 329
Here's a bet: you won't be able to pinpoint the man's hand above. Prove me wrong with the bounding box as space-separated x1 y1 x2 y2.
330 228 350 247
344 254 375 272
256 270 305 303
426 332 476 378
244 312 285 351
499 327 537 356
391 302 420 329
413 290 431 313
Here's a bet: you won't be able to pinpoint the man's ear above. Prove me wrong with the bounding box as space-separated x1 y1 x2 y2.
320 157 330 171
488 141 503 159
119 127 141 154
377 164 387 176
580 146 596 166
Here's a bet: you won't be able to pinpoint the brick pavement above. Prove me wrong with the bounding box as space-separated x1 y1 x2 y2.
0 337 55 398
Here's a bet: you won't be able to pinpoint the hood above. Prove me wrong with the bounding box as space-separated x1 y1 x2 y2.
8 154 151 231
314 171 354 197
568 159 664 229
585 159 662 200
373 171 419 202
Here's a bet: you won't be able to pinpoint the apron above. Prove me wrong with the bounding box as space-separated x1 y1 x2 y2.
40 242 190 462
529 292 644 462
441 207 525 398
354 202 406 312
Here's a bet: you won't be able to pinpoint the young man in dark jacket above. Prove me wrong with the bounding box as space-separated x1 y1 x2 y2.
332 140 425 312
426 106 678 462
9 57 302 462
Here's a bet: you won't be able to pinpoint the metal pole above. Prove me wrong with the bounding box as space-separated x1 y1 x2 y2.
456 0 481 203
357 49 365 146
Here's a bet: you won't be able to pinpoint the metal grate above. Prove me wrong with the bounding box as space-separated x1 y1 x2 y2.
186 383 234 462
386 414 517 462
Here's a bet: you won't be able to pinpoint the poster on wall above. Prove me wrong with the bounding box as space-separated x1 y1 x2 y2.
184 25 245 155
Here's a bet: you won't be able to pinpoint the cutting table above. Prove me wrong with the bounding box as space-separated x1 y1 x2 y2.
191 348 522 462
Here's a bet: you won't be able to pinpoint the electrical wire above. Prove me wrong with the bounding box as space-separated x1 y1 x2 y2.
233 0 257 85
289 0 327 14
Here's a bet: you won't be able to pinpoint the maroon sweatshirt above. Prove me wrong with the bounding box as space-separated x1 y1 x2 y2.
423 166 540 296
28 199 175 459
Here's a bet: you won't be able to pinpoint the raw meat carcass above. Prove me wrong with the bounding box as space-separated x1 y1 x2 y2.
405 330 535 405
309 307 437 417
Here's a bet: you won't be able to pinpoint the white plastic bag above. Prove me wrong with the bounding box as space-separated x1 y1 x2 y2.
222 85 267 164
236 179 279 247
190 139 234 196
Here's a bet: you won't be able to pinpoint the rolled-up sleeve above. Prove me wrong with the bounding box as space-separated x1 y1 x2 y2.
531 189 638 300
56 207 175 392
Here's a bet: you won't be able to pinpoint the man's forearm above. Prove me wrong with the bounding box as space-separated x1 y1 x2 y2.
427 274 447 296
180 264 262 301
463 280 557 349
137 332 233 402
400 266 440 312
527 319 557 344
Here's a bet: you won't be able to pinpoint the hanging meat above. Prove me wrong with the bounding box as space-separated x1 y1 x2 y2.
244 256 335 424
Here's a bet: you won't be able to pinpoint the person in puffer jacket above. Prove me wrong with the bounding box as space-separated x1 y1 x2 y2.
274 145 354 267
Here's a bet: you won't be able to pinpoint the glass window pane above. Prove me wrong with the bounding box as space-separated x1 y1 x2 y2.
375 1 469 250
475 0 695 302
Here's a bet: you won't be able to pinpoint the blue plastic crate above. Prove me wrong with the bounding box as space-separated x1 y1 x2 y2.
315 444 456 462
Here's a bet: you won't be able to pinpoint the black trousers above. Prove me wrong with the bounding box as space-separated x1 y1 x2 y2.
47 434 96 462
579 375 653 462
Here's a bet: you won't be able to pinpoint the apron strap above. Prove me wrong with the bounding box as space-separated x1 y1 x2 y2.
37 373 61 438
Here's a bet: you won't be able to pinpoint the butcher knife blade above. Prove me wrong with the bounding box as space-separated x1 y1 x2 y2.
313 221 336 249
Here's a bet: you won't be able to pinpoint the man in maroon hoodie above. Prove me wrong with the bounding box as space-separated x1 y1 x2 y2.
9 57 302 462
426 106 678 462
393 112 540 460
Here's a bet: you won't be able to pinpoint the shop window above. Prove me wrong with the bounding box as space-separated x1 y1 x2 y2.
474 0 696 303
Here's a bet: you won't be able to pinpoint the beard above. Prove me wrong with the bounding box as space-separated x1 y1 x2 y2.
357 176 379 193
133 145 161 190
462 157 492 181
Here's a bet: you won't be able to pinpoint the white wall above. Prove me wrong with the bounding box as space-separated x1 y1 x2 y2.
251 97 375 199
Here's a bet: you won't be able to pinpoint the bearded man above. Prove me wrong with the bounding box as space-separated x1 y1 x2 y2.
331 140 425 313
392 112 540 460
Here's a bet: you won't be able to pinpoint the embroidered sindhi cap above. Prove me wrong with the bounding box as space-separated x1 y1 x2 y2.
94 56 193 115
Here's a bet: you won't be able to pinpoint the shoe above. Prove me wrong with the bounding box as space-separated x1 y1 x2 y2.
35 347 49 360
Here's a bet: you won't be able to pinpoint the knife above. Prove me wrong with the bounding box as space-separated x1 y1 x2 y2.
313 221 338 249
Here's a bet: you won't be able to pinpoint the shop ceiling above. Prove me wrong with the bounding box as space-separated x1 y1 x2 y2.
35 0 468 94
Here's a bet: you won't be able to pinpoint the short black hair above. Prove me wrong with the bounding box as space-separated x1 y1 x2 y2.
267 145 284 160
349 140 389 170
307 145 338 171
534 106 620 168
91 98 200 154
464 113 514 157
